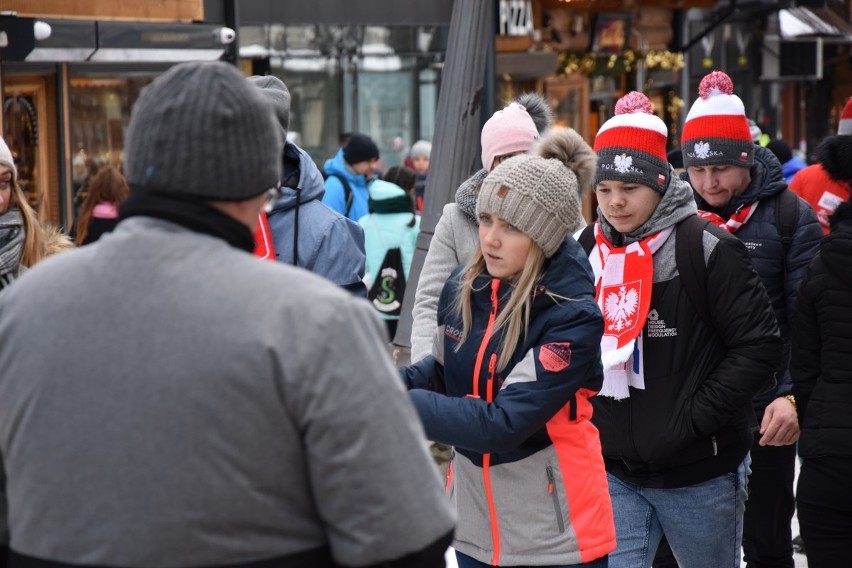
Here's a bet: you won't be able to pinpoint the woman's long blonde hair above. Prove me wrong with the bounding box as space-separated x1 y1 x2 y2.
453 242 547 372
8 182 46 268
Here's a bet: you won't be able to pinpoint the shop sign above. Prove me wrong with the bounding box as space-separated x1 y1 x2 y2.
591 13 631 54
498 0 534 37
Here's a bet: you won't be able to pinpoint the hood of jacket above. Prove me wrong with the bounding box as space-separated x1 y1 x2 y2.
323 147 365 187
598 167 698 246
369 178 407 201
454 168 489 222
693 145 787 218
269 142 327 213
823 202 852 286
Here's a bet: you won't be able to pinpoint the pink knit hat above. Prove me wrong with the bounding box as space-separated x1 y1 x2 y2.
480 103 539 171
838 97 852 135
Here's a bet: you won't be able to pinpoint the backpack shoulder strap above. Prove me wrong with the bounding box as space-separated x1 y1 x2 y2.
577 225 595 255
676 215 713 327
327 173 354 217
775 189 799 256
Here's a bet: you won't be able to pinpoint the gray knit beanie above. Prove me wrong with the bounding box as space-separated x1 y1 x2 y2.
124 61 282 201
477 127 588 258
247 75 291 139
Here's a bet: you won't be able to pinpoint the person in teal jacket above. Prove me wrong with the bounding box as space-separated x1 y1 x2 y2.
358 166 419 337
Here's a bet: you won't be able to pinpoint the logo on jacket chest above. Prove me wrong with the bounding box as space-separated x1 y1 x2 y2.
445 324 463 343
646 309 677 338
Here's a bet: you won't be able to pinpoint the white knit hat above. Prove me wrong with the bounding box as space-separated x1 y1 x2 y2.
0 137 16 183
681 71 754 168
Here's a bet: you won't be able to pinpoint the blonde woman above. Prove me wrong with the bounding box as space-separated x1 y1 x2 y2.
402 128 614 567
0 137 49 291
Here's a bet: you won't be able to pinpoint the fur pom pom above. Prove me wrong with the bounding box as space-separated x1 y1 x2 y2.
535 127 598 195
615 91 653 115
514 92 554 135
698 70 734 99
816 134 852 184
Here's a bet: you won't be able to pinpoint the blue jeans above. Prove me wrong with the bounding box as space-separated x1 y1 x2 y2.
455 550 608 568
606 455 750 568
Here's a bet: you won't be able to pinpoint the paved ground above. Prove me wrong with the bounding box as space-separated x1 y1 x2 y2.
443 459 809 567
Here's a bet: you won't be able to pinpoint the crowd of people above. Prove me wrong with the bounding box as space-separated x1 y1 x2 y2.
0 60 851 568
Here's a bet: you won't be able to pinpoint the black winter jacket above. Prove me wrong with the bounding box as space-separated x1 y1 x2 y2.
792 200 852 459
689 145 822 415
590 175 782 489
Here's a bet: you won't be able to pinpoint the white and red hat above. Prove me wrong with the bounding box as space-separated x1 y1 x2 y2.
593 91 670 193
681 71 754 169
838 97 852 135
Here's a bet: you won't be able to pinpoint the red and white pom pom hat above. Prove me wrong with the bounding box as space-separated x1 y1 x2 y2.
681 71 754 168
593 91 671 193
838 97 852 135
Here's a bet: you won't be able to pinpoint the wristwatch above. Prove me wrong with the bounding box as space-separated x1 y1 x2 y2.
783 394 797 411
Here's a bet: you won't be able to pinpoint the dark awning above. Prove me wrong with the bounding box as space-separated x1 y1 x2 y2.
780 7 852 43
4 18 229 62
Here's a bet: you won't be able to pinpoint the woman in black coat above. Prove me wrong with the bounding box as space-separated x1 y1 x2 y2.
791 133 852 568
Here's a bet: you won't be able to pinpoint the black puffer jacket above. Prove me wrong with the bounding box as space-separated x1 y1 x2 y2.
792 134 852 458
590 175 782 489
688 145 822 415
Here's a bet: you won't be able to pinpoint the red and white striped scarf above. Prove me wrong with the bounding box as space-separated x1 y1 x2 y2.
697 202 757 233
589 223 673 399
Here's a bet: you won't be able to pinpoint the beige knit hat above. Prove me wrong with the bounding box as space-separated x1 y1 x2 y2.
477 127 593 258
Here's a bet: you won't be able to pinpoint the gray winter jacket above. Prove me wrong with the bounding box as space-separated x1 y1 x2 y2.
409 171 484 362
0 217 454 567
267 142 366 294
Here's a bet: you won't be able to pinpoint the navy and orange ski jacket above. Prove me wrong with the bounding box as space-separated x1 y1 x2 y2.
402 236 616 566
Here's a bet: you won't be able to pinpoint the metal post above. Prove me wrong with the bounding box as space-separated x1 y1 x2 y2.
392 0 495 356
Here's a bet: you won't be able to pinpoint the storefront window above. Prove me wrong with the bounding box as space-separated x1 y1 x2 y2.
243 23 445 172
68 75 153 214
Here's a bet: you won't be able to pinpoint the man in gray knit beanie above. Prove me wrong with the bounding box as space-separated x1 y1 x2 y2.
0 60 455 568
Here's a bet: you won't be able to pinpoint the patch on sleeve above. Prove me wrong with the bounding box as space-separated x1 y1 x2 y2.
539 342 572 372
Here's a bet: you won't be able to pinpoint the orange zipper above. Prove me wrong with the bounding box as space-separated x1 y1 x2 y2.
470 279 502 565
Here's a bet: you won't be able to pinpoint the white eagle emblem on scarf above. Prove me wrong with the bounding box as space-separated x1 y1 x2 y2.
604 283 640 335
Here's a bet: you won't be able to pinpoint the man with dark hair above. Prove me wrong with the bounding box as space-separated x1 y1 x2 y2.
0 61 454 568
322 132 380 221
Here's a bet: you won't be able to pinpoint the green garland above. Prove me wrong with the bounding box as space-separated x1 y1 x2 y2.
558 50 684 77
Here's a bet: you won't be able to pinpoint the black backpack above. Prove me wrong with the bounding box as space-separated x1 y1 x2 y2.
368 247 407 317
577 190 799 326
326 172 355 218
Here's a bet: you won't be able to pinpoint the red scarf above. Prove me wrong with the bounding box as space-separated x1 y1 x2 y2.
697 202 757 233
589 224 673 399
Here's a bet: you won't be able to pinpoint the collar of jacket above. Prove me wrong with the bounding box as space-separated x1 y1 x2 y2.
119 186 255 252
466 234 597 309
